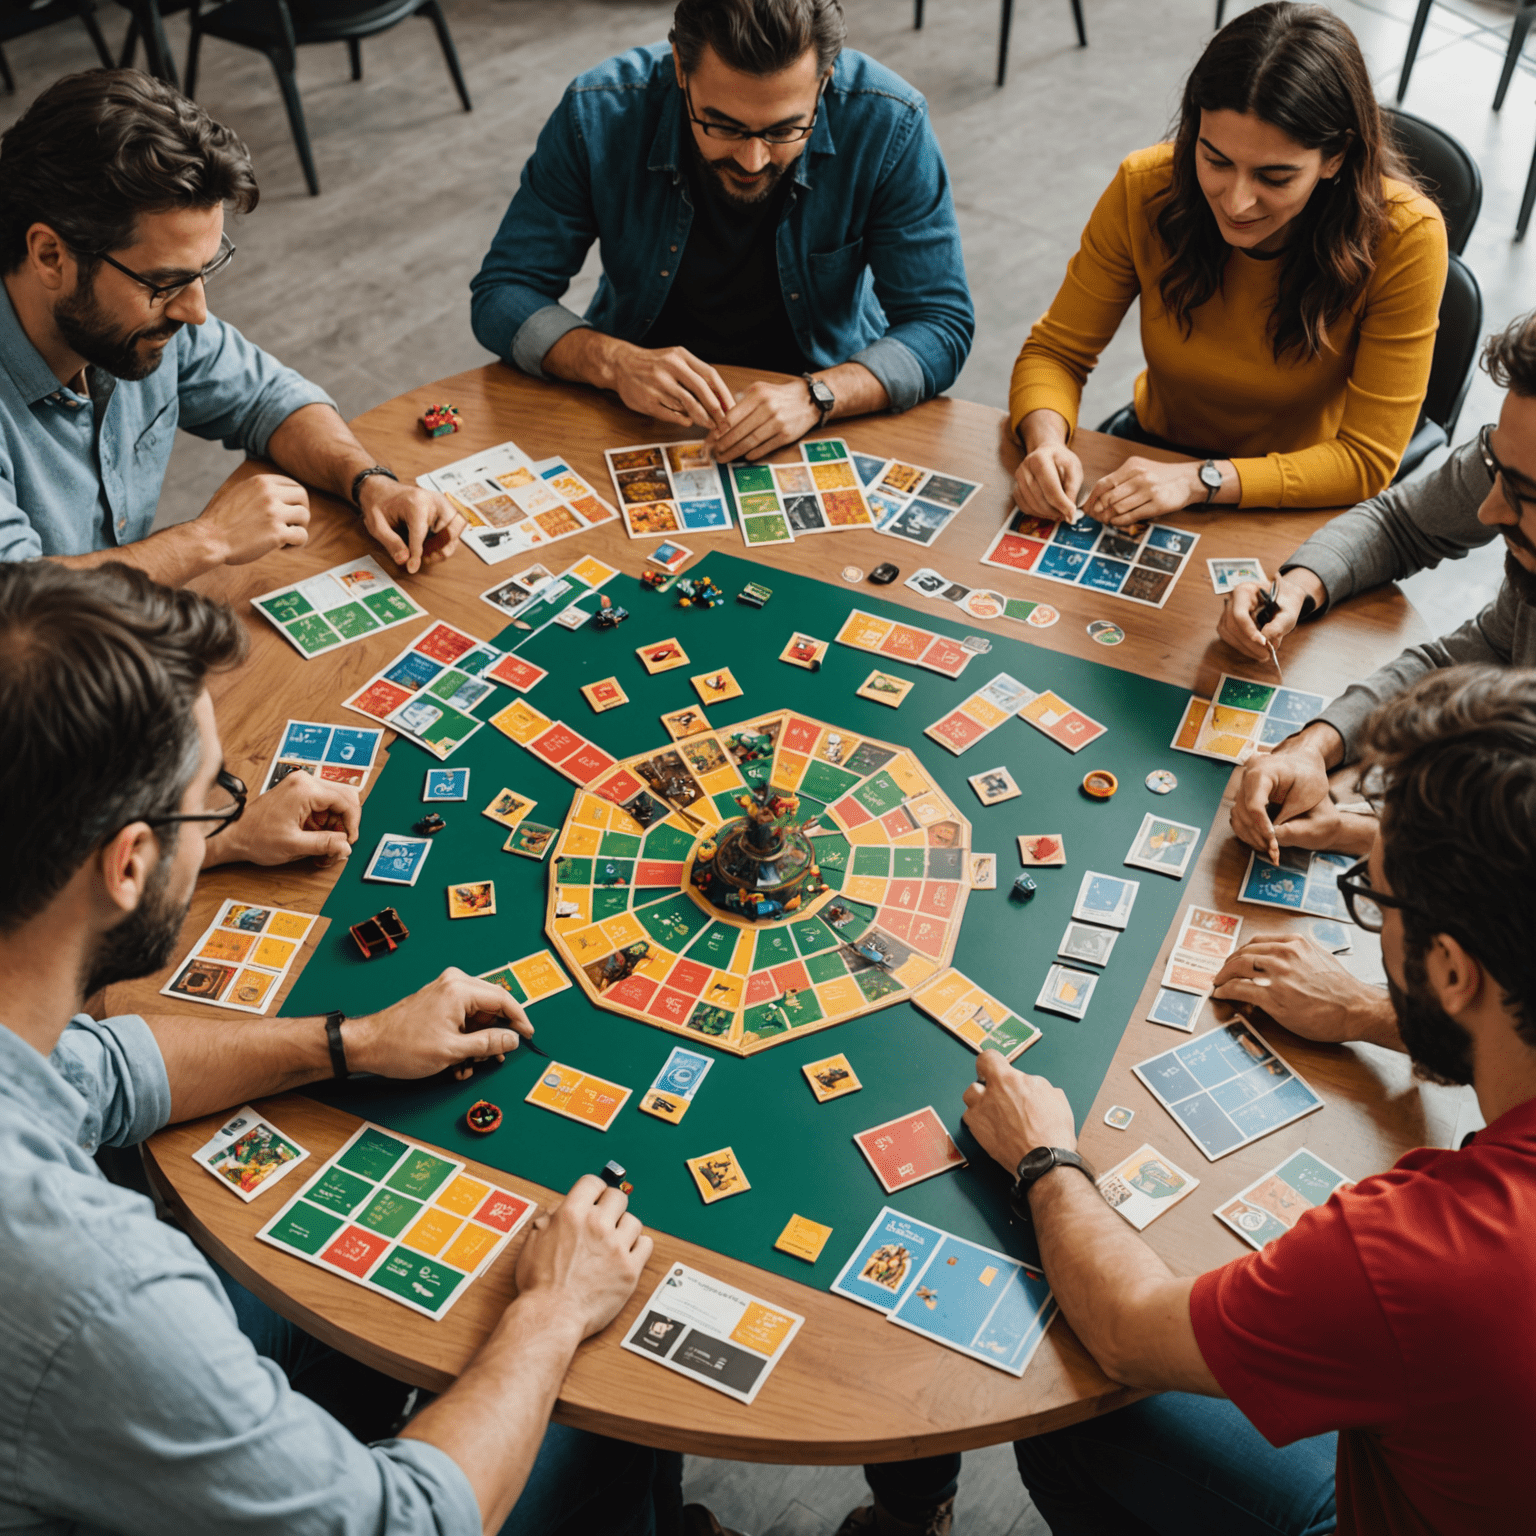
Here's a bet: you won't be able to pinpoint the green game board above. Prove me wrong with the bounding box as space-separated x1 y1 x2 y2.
289 553 1230 1281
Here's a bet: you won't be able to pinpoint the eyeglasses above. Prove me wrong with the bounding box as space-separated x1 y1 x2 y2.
1478 424 1536 521
683 78 821 144
1335 856 1421 933
143 769 247 840
93 231 237 307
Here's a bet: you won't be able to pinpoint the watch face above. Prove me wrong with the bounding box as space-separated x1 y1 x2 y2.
1199 462 1222 489
811 381 835 408
1016 1147 1059 1183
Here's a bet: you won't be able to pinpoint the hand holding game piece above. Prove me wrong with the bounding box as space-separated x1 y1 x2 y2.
1218 570 1322 662
1081 455 1219 526
513 1173 652 1341
1211 936 1401 1049
195 470 312 566
203 769 360 868
587 337 734 429
703 378 821 461
355 475 464 574
1229 731 1339 861
1012 411 1083 522
962 1050 1077 1173
1260 794 1378 857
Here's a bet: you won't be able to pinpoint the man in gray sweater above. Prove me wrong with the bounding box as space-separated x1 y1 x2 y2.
1218 310 1536 863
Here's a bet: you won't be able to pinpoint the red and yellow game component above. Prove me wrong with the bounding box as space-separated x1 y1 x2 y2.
1081 770 1118 799
420 403 461 438
465 1100 503 1134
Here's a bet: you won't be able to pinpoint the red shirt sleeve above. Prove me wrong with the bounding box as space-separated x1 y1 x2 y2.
1190 1196 1411 1446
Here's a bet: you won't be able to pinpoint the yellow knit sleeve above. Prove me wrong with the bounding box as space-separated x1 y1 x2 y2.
1008 156 1147 440
1232 202 1449 508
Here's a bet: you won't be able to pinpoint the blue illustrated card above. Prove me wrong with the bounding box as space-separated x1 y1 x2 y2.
363 834 432 886
424 768 470 801
654 1046 713 1100
325 726 380 766
1147 987 1201 1032
831 1207 946 1315
279 721 330 760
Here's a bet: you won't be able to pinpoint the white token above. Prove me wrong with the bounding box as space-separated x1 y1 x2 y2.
1145 769 1178 795
841 566 865 584
1104 1105 1136 1130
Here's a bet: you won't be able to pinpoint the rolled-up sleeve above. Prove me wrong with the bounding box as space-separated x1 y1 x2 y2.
0 465 42 562
49 1013 171 1149
174 315 336 459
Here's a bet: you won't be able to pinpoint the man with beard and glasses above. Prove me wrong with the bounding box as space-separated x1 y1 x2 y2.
0 558 727 1536
935 665 1536 1536
0 70 463 583
470 0 972 463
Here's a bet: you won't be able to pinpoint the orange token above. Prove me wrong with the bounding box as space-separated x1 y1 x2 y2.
1081 770 1118 799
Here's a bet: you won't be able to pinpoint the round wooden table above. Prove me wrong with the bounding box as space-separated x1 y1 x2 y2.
129 364 1460 1461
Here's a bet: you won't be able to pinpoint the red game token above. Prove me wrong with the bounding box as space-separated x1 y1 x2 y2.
465 1100 502 1135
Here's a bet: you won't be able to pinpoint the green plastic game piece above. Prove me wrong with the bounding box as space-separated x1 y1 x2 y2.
325 601 381 641
258 590 313 624
336 1127 409 1181
285 614 342 655
371 1248 466 1314
266 1201 345 1255
304 1166 375 1216
356 1188 423 1237
384 1150 456 1201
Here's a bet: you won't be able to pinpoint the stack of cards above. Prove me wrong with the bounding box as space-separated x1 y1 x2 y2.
1018 689 1107 753
1124 811 1202 879
834 608 976 679
622 1262 803 1403
1133 1021 1324 1161
1208 557 1266 594
638 1045 714 1124
1097 1143 1201 1230
257 1123 536 1318
924 672 1034 756
912 968 1043 1061
1238 847 1353 921
163 900 316 1015
606 442 735 536
861 455 981 547
982 511 1199 608
525 1062 632 1130
260 720 382 793
854 1107 967 1192
480 566 564 625
253 556 425 658
191 1107 309 1202
832 1207 1058 1377
1214 1147 1353 1249
1160 905 1244 998
1171 675 1328 763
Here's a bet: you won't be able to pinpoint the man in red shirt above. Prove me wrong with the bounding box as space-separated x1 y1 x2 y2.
959 664 1536 1536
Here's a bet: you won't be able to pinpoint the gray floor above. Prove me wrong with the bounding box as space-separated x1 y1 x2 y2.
4 2 1531 1530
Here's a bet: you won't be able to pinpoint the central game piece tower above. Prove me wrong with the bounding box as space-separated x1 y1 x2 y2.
691 784 825 921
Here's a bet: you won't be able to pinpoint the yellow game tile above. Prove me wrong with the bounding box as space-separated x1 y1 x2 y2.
562 923 614 964
265 911 313 940
1172 696 1210 751
229 970 274 1009
914 969 971 1016
893 953 940 988
437 1175 491 1216
442 1223 500 1273
813 976 866 1019
732 1299 799 1353
581 677 629 713
691 667 744 705
906 793 948 826
639 1088 691 1124
633 943 678 980
660 705 711 741
489 698 553 744
402 1207 461 1256
251 936 296 969
774 1215 834 1264
887 754 935 799
572 793 611 828
773 751 807 791
856 669 912 708
837 610 895 650
483 787 537 828
686 1146 750 1204
843 875 888 905
636 637 690 674
447 881 496 919
510 950 571 1002
779 632 828 670
199 930 254 963
558 824 602 857
600 912 648 950
701 970 743 1010
802 1052 862 1103
552 886 593 927
845 821 890 847
569 555 619 588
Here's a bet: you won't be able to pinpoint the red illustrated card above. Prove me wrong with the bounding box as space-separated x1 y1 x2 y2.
917 636 973 678
559 743 616 784
487 654 547 692
473 1189 534 1232
924 709 988 755
880 624 934 661
594 768 646 804
415 623 479 664
853 1106 967 1193
530 721 584 764
348 678 413 722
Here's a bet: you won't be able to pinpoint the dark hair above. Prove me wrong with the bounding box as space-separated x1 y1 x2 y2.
0 69 258 273
1482 310 1536 398
1154 2 1414 362
670 0 845 76
0 561 246 933
1360 666 1536 1049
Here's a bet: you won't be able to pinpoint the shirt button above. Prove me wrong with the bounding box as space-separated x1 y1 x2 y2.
670 245 678 252
660 270 669 277
790 293 801 300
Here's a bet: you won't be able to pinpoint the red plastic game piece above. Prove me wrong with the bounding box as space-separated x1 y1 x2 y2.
420 403 461 438
349 906 409 959
465 1100 503 1134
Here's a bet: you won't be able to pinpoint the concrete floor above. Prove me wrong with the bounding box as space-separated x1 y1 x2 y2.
3 2 1531 1530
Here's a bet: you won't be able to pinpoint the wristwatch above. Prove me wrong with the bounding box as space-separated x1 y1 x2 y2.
1008 1146 1097 1225
803 374 835 431
1197 459 1222 504
349 463 398 512
324 1010 351 1080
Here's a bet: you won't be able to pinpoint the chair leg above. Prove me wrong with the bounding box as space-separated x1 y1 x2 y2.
76 1 116 67
914 0 924 30
1518 130 1536 241
1069 0 1086 47
997 0 1013 86
185 21 202 96
348 37 362 80
1396 0 1434 103
268 48 320 195
119 14 140 68
1494 7 1535 111
420 1 471 112
0 44 12 95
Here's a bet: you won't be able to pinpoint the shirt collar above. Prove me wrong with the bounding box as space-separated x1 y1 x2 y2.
0 278 81 407
0 1018 92 1146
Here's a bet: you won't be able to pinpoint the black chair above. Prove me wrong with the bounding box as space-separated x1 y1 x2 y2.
1382 106 1482 257
1395 250 1482 482
116 0 190 86
185 0 472 196
1397 0 1536 111
0 0 113 91
913 0 1085 90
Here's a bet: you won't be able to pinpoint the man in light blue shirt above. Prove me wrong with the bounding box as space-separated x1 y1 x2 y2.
0 69 464 583
0 558 697 1536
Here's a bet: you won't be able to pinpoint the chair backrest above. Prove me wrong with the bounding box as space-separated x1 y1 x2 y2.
1382 105 1483 255
1423 250 1483 437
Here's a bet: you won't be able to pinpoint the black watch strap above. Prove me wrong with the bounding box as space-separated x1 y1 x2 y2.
802 373 834 430
1009 1146 1096 1224
325 1010 350 1080
349 464 398 512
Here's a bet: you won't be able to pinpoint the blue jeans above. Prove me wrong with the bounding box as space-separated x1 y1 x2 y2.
217 1265 683 1536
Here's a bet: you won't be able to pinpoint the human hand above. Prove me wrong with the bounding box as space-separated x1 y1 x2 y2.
197 472 310 566
1014 441 1083 522
607 340 734 430
961 1049 1077 1172
358 478 464 575
1217 572 1316 662
1212 935 1398 1047
1081 456 1201 526
1230 733 1337 863
1269 799 1377 856
513 1174 652 1340
202 769 359 868
344 967 537 1081
704 380 820 461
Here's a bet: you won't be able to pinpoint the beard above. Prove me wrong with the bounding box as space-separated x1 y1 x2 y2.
83 846 194 998
1388 945 1476 1088
54 271 182 382
693 137 787 207
1503 545 1536 608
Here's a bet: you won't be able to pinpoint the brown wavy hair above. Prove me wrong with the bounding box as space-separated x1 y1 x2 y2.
1154 2 1413 362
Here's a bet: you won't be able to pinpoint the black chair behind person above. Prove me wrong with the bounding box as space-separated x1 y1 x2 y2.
184 0 472 196
1382 106 1482 257
912 0 1086 89
116 0 191 86
1396 251 1483 482
1397 0 1536 112
0 0 113 92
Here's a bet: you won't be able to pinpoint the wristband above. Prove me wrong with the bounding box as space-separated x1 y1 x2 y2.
325 1010 350 1080
349 464 398 512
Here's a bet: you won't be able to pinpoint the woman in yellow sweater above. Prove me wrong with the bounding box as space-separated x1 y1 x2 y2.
1012 1 1447 523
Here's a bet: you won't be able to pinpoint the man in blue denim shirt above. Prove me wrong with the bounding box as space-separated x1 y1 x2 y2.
0 71 463 583
471 0 973 463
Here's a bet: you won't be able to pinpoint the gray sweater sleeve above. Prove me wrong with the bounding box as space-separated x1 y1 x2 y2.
1282 438 1497 609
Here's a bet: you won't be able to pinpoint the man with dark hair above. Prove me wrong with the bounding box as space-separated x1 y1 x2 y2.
471 0 973 461
0 558 715 1536
0 69 463 582
943 665 1536 1536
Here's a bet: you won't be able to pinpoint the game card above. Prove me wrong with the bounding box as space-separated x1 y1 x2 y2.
582 677 629 713
1207 557 1267 594
486 653 548 693
968 766 1021 805
1214 1147 1354 1249
363 833 432 886
1057 921 1117 967
482 788 536 830
524 1062 632 1130
260 719 382 793
1072 871 1139 929
686 1146 751 1203
1161 905 1243 997
911 968 1042 1061
606 442 735 537
1238 847 1353 921
856 669 913 708
691 668 743 705
802 1052 862 1102
637 637 690 674
505 821 557 859
1174 674 1329 763
446 881 496 919
775 1214 834 1263
162 900 317 1015
1035 964 1097 1020
1147 986 1203 1032
647 539 694 573
1018 690 1107 753
622 1262 803 1405
860 452 980 548
191 1106 309 1202
253 555 426 658
831 1206 947 1314
1098 1143 1201 1230
853 1107 966 1194
970 853 998 889
1018 834 1066 867
638 1046 715 1124
423 767 469 801
779 633 829 670
1123 812 1202 879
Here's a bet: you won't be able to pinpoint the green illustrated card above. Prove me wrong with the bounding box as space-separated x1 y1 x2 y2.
336 1126 408 1181
371 1249 467 1315
266 1201 345 1255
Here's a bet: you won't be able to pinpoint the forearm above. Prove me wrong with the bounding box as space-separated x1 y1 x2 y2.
820 361 887 421
1020 408 1071 452
50 523 221 586
400 1293 586 1533
542 327 624 392
264 401 378 507
146 1011 335 1122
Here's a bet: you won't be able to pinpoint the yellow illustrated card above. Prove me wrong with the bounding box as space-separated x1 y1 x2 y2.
774 1214 833 1263
686 1146 750 1203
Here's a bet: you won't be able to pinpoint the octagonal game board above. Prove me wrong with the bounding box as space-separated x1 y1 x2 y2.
547 710 972 1054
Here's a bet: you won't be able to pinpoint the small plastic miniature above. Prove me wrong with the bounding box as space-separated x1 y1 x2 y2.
413 812 447 835
349 906 409 959
419 403 461 438
465 1100 502 1134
